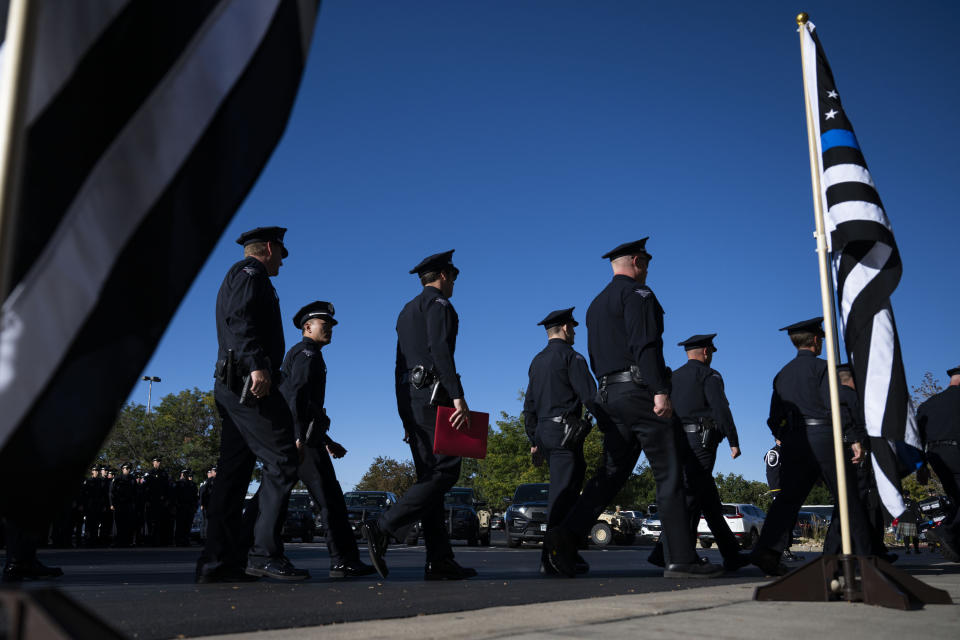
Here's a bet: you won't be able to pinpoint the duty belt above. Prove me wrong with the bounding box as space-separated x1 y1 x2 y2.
681 422 701 434
927 440 959 450
400 369 435 386
803 417 831 427
600 371 633 386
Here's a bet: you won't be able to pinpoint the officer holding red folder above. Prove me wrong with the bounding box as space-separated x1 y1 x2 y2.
362 250 476 581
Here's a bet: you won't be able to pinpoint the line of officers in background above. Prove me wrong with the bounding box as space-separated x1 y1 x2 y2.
20 460 218 550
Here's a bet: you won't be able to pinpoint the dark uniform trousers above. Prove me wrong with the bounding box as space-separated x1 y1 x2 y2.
559 383 698 565
298 444 360 565
380 386 461 563
676 431 741 559
756 425 873 555
199 381 299 573
927 443 960 546
114 506 136 547
537 421 586 531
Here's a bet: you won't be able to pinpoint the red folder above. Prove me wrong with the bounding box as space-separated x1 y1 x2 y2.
433 406 488 459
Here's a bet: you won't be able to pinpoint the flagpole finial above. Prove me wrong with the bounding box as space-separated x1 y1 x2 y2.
796 12 809 25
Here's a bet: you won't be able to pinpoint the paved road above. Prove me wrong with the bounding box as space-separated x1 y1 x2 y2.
6 533 782 639
6 535 953 639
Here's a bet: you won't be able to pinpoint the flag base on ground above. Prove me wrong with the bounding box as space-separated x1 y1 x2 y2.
753 554 951 610
0 587 125 639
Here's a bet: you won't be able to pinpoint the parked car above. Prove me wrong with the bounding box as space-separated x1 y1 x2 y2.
639 516 662 542
793 510 827 539
343 490 398 537
490 513 504 530
404 487 491 546
697 503 766 549
282 491 317 543
800 504 834 525
504 483 550 548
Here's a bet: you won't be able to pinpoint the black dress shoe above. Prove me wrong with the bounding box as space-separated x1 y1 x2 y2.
544 529 578 578
330 559 376 578
723 553 750 572
425 557 476 580
2 561 64 582
540 560 559 575
361 522 390 579
245 556 310 581
663 561 724 578
751 548 789 576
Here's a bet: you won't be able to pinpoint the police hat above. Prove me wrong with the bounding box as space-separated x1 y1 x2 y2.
837 363 853 374
778 317 825 336
948 365 960 377
677 334 717 351
181 469 192 476
601 237 652 261
292 300 337 329
152 455 162 462
209 466 217 473
235 226 288 259
409 250 458 278
537 307 578 330
121 462 132 470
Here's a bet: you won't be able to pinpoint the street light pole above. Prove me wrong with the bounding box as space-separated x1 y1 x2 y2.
142 376 161 414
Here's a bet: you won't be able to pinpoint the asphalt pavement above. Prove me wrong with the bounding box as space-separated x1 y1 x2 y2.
3 533 959 639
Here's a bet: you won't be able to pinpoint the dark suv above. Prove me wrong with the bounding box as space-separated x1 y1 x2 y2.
404 487 490 546
504 483 549 547
344 491 398 537
281 491 317 543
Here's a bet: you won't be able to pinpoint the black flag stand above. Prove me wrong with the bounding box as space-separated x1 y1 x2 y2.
754 554 952 609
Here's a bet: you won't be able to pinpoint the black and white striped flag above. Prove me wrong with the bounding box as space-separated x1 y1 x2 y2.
800 20 922 519
0 0 320 518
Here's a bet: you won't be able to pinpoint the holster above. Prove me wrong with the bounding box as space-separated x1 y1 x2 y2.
559 416 591 449
304 409 331 447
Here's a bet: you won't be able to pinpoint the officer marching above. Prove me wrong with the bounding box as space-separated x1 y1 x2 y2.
916 364 960 562
750 317 874 575
197 226 307 583
648 334 748 571
522 307 597 575
278 300 375 579
544 238 722 578
363 250 476 581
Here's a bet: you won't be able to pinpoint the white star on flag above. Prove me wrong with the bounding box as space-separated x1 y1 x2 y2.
827 89 839 98
825 109 838 119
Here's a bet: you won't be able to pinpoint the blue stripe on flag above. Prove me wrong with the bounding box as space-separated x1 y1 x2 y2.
821 129 859 152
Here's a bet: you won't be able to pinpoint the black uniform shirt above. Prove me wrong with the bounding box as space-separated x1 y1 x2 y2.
395 285 463 399
767 350 831 438
838 384 868 443
672 359 739 448
279 337 327 442
110 474 136 508
585 275 670 394
522 338 598 444
215 257 284 376
917 386 960 443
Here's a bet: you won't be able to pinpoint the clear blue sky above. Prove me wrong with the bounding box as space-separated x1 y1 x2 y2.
133 1 959 492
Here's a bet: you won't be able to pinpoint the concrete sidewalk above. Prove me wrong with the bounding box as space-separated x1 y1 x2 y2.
195 563 960 640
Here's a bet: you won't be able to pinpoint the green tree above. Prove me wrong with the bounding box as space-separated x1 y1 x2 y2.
355 456 417 496
714 472 777 512
911 371 944 405
98 388 221 476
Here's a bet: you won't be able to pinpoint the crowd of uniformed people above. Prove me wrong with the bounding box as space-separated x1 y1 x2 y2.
4 226 959 585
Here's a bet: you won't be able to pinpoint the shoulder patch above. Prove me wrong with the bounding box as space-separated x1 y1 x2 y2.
302 348 316 357
434 297 449 306
634 287 651 298
242 266 257 276
575 354 586 362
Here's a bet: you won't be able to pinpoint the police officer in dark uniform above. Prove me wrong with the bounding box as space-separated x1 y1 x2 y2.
750 317 874 574
916 365 960 562
522 307 597 575
198 467 216 542
363 250 476 581
648 334 749 571
98 466 114 546
544 239 722 578
280 301 375 579
175 470 199 546
110 463 137 547
197 226 307 583
837 364 892 561
144 456 171 546
83 466 105 546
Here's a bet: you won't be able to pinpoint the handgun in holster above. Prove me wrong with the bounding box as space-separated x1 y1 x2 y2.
559 415 591 449
697 417 718 449
304 407 331 447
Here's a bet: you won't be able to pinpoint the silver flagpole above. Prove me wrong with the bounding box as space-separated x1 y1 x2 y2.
796 12 853 558
0 0 39 303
